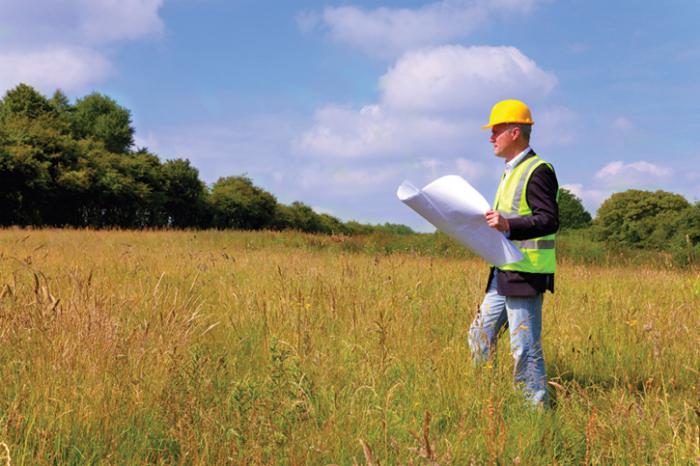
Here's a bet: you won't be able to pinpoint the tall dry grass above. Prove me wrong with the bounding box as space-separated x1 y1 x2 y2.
0 229 697 464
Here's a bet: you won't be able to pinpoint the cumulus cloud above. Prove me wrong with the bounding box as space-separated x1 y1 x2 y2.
1 0 164 44
380 46 556 113
0 0 164 93
0 46 112 93
297 45 556 160
563 160 678 215
561 160 673 213
296 102 473 159
595 160 672 181
76 0 165 43
309 0 544 59
296 105 399 158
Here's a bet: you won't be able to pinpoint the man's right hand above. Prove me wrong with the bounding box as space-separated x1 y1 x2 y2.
485 210 510 233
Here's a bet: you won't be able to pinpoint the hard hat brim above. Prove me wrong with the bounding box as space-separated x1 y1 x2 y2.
481 121 534 130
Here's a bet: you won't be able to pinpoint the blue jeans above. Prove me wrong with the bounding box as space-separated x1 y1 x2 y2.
468 271 548 405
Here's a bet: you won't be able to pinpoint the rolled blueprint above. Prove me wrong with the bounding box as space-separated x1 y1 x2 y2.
397 175 523 266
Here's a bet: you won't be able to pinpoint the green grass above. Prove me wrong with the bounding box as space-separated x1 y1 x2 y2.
0 228 698 464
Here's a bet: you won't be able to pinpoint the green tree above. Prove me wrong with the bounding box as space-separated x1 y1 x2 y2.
161 159 210 228
0 83 54 120
342 220 374 235
318 213 346 234
73 93 134 153
376 222 415 235
669 202 700 265
274 201 326 233
0 84 79 225
49 90 72 113
80 147 167 228
211 176 278 230
0 85 408 234
594 189 690 248
558 188 592 230
678 202 700 245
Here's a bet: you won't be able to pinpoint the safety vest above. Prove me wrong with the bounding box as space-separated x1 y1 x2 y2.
493 153 557 273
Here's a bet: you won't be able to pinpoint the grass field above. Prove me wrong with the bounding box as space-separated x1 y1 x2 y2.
0 229 698 465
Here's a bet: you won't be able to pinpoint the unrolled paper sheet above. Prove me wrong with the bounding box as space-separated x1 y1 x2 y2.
397 175 523 266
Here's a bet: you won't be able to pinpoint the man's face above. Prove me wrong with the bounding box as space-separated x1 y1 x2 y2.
489 124 518 157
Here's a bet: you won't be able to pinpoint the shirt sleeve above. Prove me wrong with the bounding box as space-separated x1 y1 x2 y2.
507 164 559 240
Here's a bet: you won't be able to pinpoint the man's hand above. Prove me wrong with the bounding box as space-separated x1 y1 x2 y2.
485 210 510 233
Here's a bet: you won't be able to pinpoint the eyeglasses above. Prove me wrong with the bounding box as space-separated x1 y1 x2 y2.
490 125 516 139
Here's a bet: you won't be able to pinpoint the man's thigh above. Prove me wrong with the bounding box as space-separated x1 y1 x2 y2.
505 294 544 349
469 280 508 355
477 288 508 333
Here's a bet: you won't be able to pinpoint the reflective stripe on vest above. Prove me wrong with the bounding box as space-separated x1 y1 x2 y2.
511 239 555 249
494 153 557 273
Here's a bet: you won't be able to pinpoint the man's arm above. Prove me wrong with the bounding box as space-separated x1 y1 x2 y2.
507 164 559 240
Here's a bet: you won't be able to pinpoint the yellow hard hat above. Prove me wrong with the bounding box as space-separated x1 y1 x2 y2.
482 99 534 129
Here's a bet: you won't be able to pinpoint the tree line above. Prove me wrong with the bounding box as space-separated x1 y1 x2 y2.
556 182 699 261
2 83 698 260
0 84 411 235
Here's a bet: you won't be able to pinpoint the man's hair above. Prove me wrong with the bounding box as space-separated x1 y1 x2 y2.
514 123 532 142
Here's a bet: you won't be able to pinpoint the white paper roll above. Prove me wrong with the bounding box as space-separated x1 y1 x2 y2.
397 175 523 266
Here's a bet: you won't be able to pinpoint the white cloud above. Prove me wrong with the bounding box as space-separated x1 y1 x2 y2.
76 0 165 43
310 0 544 59
592 160 673 193
484 0 541 12
0 46 111 93
296 102 474 159
1 0 164 44
381 46 556 113
564 160 681 215
560 183 583 198
595 160 672 180
296 104 399 158
321 2 485 59
298 45 556 159
0 0 164 93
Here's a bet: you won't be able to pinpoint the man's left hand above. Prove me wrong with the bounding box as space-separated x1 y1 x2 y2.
485 210 510 233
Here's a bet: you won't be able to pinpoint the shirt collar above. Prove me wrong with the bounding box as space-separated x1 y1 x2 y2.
505 146 532 171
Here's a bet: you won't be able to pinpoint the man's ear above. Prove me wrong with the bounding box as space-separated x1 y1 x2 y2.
510 126 521 141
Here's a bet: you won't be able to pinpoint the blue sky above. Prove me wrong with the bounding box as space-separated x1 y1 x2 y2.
2 0 699 231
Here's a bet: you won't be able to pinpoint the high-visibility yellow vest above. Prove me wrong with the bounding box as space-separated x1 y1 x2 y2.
493 154 557 273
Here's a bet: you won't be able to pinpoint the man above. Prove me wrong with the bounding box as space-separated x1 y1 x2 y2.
468 99 559 406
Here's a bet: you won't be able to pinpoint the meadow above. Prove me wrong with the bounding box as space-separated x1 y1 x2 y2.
0 229 698 465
